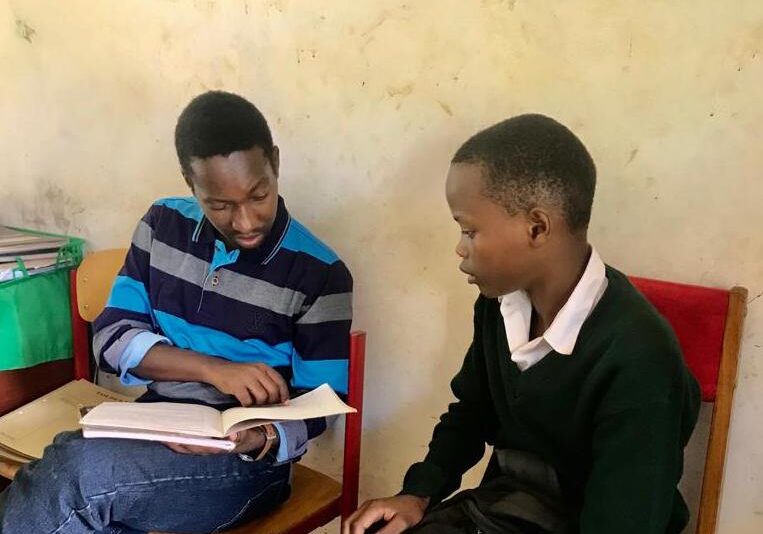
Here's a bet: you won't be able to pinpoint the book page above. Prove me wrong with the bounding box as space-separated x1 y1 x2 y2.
221 383 355 435
81 402 225 437
0 380 132 459
82 427 236 450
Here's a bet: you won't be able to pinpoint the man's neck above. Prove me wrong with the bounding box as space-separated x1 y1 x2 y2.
527 239 592 333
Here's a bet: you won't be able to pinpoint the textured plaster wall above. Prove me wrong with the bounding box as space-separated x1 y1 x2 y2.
1 1 761 532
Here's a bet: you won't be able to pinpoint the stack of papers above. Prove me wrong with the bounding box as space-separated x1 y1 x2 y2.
0 380 132 462
0 226 69 282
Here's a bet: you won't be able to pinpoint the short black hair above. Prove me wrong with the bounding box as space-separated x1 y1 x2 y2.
452 114 596 231
174 91 274 178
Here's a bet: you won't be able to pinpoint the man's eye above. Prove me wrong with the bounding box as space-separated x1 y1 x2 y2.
209 204 228 211
462 230 475 238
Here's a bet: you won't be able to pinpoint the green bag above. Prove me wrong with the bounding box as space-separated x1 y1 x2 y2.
0 230 84 371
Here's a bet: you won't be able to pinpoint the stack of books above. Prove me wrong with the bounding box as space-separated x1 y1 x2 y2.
0 226 70 282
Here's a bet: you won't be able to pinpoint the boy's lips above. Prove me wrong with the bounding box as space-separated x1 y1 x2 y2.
460 268 477 284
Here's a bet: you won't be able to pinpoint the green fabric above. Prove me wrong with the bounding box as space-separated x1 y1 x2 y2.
0 228 84 371
402 266 701 534
0 268 73 370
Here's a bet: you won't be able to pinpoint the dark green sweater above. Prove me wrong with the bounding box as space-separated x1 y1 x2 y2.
402 267 700 533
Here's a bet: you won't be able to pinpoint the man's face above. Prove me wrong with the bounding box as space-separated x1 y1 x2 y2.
445 162 538 298
188 146 280 250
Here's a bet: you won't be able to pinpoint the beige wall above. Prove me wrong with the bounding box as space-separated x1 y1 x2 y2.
2 1 762 532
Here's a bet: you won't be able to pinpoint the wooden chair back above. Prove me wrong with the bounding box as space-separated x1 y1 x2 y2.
630 276 748 534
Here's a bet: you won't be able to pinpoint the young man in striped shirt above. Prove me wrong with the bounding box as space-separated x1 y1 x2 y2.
0 91 353 534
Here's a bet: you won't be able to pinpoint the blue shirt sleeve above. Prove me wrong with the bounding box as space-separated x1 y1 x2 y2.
119 331 172 386
271 420 308 464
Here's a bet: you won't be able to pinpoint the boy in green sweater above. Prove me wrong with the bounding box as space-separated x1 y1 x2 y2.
345 115 700 533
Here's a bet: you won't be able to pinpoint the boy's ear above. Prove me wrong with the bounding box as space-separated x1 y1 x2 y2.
526 207 551 246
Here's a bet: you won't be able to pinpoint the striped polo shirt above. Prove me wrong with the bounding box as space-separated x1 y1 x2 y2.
92 196 353 451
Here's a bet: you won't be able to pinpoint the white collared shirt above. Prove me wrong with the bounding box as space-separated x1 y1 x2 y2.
499 248 608 371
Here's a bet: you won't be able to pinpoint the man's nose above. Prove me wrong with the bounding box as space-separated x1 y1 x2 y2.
232 206 257 233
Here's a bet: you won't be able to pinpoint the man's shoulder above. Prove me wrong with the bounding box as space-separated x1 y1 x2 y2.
282 217 343 266
144 196 202 224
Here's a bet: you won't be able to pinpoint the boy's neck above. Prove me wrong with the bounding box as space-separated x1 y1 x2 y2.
527 239 592 334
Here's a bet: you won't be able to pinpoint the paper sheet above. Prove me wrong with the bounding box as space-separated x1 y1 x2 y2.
0 380 131 459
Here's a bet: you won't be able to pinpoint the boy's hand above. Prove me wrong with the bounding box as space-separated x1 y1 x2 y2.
343 495 429 534
164 429 267 455
203 361 290 406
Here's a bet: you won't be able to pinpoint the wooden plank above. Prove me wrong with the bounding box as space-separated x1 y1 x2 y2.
696 286 748 534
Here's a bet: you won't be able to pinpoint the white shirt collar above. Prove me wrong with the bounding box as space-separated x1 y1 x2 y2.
499 247 608 357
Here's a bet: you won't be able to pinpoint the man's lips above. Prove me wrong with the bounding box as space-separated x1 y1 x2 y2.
235 233 264 247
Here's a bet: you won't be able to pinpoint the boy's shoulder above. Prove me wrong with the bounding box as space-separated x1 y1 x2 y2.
583 267 696 405
598 266 681 358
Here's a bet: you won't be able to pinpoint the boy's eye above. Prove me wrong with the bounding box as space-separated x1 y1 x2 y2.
462 230 475 238
208 203 229 211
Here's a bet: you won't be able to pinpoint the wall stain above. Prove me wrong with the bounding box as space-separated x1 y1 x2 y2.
626 148 639 165
437 100 453 116
387 83 413 98
16 19 36 43
296 48 317 64
20 182 85 234
362 13 389 37
481 0 517 10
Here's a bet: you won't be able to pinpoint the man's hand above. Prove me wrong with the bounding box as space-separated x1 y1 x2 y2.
204 361 290 406
165 428 268 455
343 495 429 534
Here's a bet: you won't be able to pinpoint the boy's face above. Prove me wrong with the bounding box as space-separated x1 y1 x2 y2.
187 146 280 250
445 162 538 298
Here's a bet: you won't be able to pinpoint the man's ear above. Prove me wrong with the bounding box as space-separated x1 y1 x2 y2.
270 146 280 178
526 207 551 246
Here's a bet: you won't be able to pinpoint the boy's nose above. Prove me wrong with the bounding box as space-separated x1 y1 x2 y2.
455 241 468 258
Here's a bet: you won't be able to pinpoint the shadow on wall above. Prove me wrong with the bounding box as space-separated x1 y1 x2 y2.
6 182 86 236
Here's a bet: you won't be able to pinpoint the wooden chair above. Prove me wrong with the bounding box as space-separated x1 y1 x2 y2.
629 276 747 534
1 249 367 533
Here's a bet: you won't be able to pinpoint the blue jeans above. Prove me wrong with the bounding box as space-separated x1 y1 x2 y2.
0 431 291 534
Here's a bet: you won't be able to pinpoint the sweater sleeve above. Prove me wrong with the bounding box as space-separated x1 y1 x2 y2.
401 297 498 503
580 336 700 533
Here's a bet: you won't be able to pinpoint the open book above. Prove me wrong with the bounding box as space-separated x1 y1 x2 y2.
0 380 132 462
80 383 355 450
